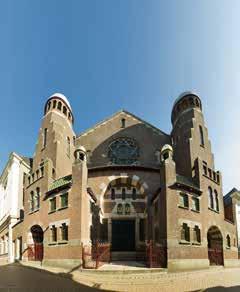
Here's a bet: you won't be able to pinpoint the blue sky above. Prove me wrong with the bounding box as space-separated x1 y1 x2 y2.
0 0 239 193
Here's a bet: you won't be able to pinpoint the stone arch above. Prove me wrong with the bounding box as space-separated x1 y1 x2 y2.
207 225 224 266
104 174 149 196
28 224 44 261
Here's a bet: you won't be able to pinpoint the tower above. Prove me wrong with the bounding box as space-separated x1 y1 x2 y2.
171 92 214 180
32 93 75 184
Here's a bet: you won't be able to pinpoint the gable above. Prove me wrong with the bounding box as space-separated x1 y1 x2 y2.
76 110 171 168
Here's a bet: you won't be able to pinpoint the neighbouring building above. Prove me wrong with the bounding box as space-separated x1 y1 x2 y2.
224 188 240 254
0 152 31 264
8 92 240 271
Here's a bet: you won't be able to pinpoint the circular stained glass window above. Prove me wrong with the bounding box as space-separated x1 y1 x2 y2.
108 137 139 165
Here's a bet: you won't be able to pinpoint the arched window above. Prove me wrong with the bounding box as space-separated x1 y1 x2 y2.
53 100 57 108
121 118 126 128
36 188 40 209
30 191 34 211
132 188 137 200
48 101 51 110
226 235 231 248
125 203 130 215
208 187 214 209
57 102 62 110
63 106 67 116
111 188 115 200
199 125 204 146
214 190 219 212
43 128 47 148
67 137 70 157
117 203 123 215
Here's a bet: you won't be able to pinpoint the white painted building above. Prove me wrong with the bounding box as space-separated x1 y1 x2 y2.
0 152 30 263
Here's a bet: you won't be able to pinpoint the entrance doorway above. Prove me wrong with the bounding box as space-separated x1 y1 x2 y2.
112 220 135 251
207 226 224 266
30 225 44 261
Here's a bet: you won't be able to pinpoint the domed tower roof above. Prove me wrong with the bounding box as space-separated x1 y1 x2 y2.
44 92 74 123
49 93 72 111
171 91 202 126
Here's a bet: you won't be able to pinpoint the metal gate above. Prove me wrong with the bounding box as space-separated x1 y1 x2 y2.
208 248 223 266
146 240 167 268
82 241 111 269
28 243 43 261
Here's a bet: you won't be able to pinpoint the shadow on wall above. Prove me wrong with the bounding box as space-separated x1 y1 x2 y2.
82 123 171 168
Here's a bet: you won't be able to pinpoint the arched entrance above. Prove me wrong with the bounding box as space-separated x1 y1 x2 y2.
207 226 224 266
29 225 44 261
99 175 147 259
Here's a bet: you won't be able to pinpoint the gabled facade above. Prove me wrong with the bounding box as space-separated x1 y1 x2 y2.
9 92 240 271
0 152 31 264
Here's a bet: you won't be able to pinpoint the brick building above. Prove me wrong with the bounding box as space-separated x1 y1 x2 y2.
10 92 239 271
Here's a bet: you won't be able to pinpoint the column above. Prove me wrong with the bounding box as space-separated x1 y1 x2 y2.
108 218 112 244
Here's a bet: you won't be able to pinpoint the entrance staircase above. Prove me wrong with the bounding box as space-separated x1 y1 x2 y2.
111 251 145 262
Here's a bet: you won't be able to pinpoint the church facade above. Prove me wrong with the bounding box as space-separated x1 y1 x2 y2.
11 92 239 271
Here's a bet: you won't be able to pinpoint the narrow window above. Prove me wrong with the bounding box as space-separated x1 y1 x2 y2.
60 193 68 208
50 197 56 212
53 100 57 108
122 188 126 200
125 203 130 215
36 170 39 179
214 190 219 212
67 137 70 157
48 101 51 110
43 128 47 148
52 168 56 179
179 193 189 208
111 188 115 200
121 118 126 128
203 164 207 175
208 187 214 209
30 191 34 211
51 226 57 242
132 188 137 200
227 235 231 248
63 106 67 116
61 223 68 241
192 197 200 212
117 203 123 215
193 226 201 243
181 223 190 242
199 125 204 146
36 188 40 209
40 166 44 177
57 102 62 110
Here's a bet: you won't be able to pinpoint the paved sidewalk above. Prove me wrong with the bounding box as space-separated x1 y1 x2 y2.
21 262 240 292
